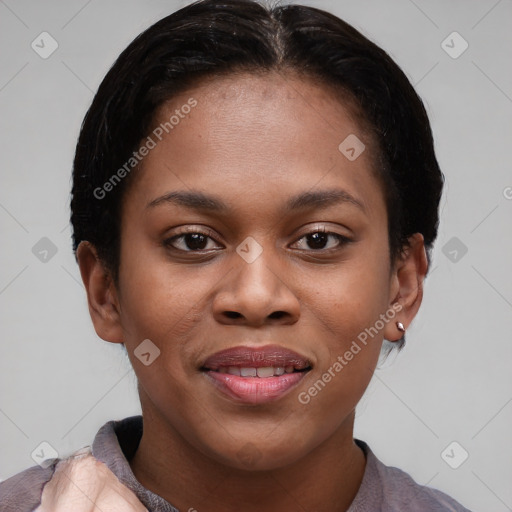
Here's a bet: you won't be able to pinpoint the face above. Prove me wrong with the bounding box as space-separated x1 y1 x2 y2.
104 72 403 470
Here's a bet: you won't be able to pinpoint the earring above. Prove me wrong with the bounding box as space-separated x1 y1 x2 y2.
396 321 405 334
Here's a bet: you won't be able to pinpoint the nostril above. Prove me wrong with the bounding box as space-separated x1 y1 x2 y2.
268 311 286 319
225 311 242 319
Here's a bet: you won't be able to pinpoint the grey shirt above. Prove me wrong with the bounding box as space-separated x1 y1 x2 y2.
0 415 471 511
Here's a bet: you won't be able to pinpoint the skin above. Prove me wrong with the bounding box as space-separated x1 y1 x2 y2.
77 71 427 512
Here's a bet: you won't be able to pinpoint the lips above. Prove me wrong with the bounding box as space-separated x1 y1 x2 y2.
201 344 312 404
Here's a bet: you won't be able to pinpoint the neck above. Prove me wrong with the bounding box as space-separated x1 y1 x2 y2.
130 404 366 512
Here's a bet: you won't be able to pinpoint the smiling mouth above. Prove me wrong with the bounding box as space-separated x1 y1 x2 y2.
202 365 310 377
200 344 312 404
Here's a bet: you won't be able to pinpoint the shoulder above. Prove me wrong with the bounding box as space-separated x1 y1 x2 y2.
351 440 472 512
0 445 147 512
375 460 471 511
0 461 58 512
0 416 145 512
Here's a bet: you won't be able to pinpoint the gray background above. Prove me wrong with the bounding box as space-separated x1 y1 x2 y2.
0 0 511 510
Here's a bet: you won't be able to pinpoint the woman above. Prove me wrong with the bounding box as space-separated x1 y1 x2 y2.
0 0 472 510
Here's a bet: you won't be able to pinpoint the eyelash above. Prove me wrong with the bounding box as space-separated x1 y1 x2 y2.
163 226 351 253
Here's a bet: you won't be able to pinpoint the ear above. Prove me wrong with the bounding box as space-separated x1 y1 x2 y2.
76 241 124 344
384 233 428 342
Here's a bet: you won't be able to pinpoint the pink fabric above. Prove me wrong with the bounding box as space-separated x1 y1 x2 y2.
33 447 147 512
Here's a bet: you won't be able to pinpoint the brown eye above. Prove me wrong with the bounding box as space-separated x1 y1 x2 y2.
163 229 221 252
292 231 351 251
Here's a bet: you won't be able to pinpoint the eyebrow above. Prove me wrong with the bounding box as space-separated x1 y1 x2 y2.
145 188 365 213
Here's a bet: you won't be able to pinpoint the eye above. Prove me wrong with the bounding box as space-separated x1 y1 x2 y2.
163 226 351 253
291 227 351 251
163 228 222 252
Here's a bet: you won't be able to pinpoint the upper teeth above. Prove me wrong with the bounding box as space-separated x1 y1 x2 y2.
216 366 296 377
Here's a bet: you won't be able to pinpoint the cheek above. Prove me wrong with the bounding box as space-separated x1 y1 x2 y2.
297 264 389 428
116 241 210 350
307 254 391 345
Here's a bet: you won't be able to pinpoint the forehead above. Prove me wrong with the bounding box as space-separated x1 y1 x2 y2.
123 71 384 220
154 70 365 158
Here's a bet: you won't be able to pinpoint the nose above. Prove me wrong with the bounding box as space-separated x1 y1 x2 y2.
212 248 300 327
